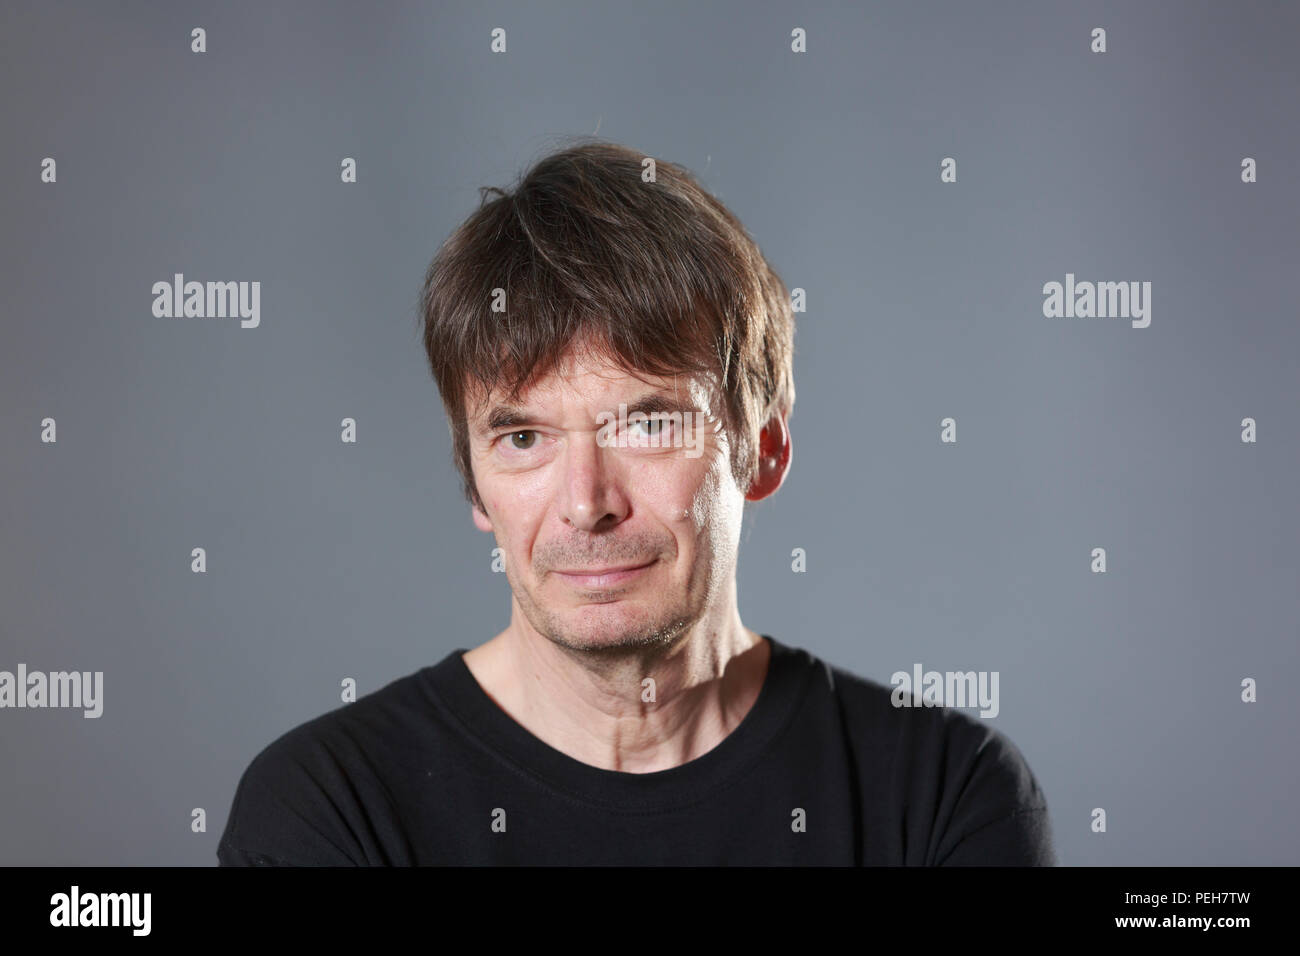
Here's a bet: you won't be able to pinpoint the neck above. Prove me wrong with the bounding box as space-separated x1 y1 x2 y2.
462 598 770 774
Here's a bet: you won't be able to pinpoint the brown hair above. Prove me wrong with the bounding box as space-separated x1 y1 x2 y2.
418 138 795 511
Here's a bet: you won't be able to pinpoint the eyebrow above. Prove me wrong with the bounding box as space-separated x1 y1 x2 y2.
475 391 702 437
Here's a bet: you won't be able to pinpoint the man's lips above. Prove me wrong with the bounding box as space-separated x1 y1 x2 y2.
551 559 656 588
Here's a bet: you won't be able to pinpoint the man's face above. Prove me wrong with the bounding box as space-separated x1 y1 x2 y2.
466 344 745 653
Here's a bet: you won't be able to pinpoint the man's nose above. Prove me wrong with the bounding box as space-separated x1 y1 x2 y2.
559 433 629 532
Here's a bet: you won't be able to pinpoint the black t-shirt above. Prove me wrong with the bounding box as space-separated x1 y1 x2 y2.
217 636 1057 865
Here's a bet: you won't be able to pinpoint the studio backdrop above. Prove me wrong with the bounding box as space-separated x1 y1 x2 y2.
1 0 1297 865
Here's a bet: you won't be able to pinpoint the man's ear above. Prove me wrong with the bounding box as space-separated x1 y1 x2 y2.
471 497 494 532
744 411 792 502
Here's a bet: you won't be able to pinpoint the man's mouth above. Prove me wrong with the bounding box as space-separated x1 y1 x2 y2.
551 560 656 588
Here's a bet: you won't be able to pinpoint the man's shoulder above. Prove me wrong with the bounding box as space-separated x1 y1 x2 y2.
241 666 434 770
780 640 1056 864
217 664 443 866
792 643 1036 774
824 656 1006 741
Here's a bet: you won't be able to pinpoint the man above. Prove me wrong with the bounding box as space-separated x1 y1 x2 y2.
218 140 1057 866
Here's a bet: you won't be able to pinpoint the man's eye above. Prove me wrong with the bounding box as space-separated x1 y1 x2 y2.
635 418 665 435
506 430 537 450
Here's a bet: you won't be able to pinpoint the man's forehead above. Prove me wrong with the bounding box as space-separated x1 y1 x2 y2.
465 363 719 427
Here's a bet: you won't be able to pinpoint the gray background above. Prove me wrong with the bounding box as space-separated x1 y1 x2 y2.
1 0 1297 865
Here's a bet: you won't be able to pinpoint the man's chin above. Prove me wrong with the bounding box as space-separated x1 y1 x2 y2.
540 608 689 653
